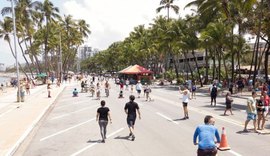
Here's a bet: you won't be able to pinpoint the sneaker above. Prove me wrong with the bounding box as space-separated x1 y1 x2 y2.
243 129 249 132
129 133 132 137
101 139 105 143
131 135 135 141
186 116 189 119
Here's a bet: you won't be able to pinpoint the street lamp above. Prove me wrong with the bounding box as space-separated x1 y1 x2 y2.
10 0 21 105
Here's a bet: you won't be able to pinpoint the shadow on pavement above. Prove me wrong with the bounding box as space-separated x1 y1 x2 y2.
87 139 101 143
173 118 187 121
114 135 130 141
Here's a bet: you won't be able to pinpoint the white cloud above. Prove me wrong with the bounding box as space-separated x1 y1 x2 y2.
62 0 194 50
0 0 194 66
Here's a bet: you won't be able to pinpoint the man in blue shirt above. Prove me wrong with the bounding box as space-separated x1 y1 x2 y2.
193 115 220 156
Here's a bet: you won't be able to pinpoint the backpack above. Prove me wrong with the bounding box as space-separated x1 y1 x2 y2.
211 87 217 95
192 85 196 91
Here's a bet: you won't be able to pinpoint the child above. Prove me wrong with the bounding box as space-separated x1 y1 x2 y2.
119 90 124 98
47 83 51 98
73 88 78 97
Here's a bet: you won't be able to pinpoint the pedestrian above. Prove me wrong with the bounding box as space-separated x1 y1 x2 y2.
130 84 134 94
263 91 269 119
47 83 51 98
135 81 142 98
125 79 129 90
124 95 141 141
224 92 234 116
229 81 234 94
72 88 78 97
256 95 266 130
191 82 197 99
144 84 151 101
210 84 218 106
96 100 112 143
180 86 191 119
25 82 30 95
96 82 101 100
243 91 257 132
193 115 220 156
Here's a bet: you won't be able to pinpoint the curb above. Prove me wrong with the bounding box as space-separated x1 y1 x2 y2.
5 85 66 156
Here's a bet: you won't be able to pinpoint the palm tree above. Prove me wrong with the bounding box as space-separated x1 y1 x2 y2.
35 0 60 72
0 17 28 76
156 0 179 20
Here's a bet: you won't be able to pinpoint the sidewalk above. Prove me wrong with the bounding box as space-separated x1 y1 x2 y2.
0 83 66 156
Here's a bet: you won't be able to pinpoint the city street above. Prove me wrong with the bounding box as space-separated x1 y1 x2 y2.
16 80 270 156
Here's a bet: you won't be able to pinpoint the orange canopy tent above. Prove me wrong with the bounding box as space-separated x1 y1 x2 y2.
118 64 153 74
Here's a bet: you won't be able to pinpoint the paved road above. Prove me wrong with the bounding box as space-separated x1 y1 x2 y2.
15 80 270 156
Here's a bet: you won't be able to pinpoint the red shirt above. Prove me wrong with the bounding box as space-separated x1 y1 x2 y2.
264 95 269 106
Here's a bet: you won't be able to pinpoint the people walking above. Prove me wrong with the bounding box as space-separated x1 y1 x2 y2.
263 91 269 119
180 86 191 119
135 81 142 98
144 84 151 101
243 91 257 132
47 83 51 98
210 84 218 106
224 92 233 116
193 115 220 156
96 82 101 100
104 80 110 97
124 95 141 141
256 95 266 130
96 100 112 143
191 82 197 99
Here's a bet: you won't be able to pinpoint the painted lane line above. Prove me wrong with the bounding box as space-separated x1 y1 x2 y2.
156 112 179 125
0 108 14 118
50 105 98 120
40 118 95 142
229 150 243 156
153 95 243 127
70 127 125 156
153 95 245 156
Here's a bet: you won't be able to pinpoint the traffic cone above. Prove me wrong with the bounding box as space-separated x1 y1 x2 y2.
218 127 230 151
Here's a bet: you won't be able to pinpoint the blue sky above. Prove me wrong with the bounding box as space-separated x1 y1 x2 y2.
0 0 193 67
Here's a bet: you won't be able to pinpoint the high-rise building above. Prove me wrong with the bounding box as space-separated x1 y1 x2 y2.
0 63 5 72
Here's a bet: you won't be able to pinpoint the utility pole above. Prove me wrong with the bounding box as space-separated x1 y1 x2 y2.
10 0 21 106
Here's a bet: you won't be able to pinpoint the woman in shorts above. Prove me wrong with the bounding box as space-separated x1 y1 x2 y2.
224 92 233 115
256 95 266 130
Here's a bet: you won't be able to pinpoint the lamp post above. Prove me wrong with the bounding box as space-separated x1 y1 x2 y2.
10 0 21 105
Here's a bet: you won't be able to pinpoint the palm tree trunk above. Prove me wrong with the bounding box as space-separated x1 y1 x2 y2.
17 38 34 78
264 43 270 81
184 51 194 80
192 50 203 87
217 48 222 82
230 25 235 83
205 48 209 84
252 0 264 87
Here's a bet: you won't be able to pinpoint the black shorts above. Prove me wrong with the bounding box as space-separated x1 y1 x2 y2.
127 117 136 127
183 102 188 107
197 148 217 156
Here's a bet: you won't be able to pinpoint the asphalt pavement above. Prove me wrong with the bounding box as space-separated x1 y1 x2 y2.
0 80 270 156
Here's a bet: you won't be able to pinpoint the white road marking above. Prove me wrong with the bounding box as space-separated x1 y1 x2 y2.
156 112 179 125
0 108 14 118
153 95 243 127
55 100 91 109
50 105 98 120
153 94 245 156
229 150 243 156
70 127 125 156
40 118 95 142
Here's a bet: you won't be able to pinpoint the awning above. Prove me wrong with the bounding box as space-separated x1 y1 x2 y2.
119 64 153 74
